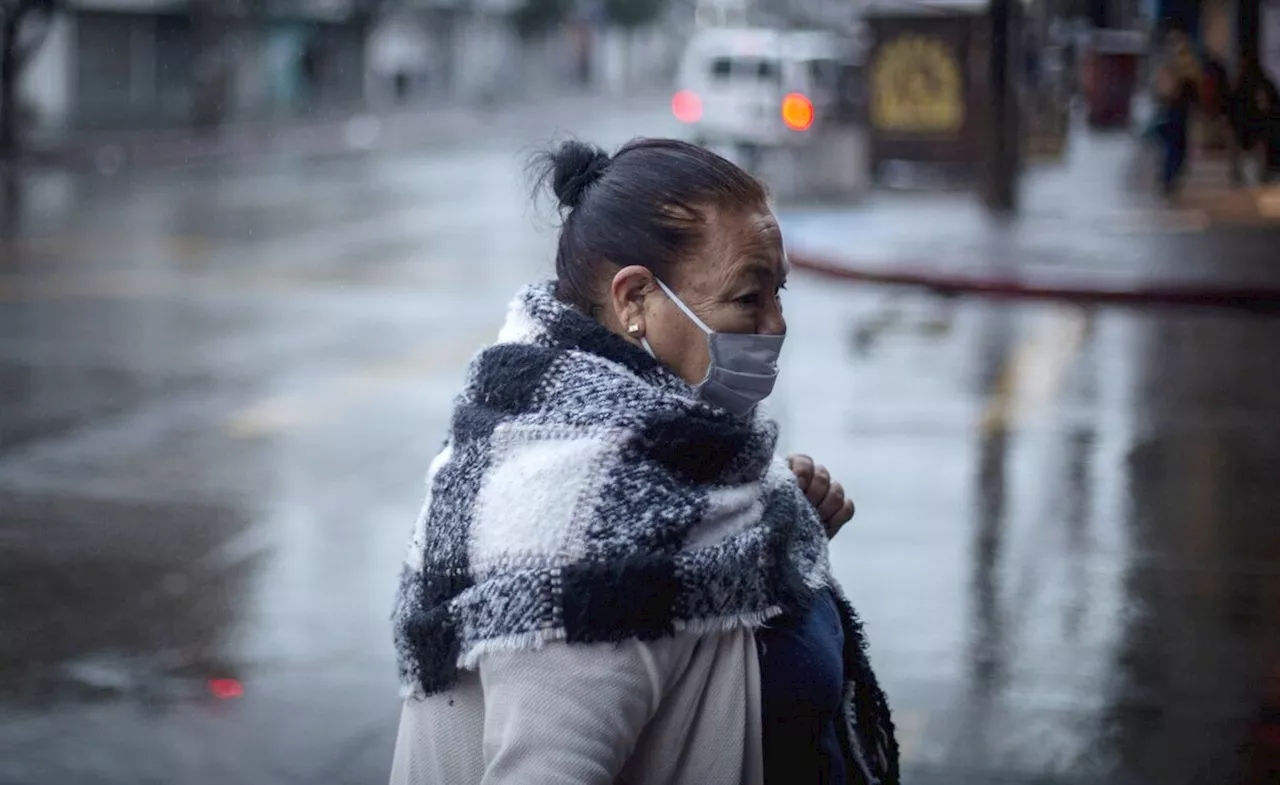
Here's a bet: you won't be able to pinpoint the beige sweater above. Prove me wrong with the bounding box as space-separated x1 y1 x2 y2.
389 627 764 785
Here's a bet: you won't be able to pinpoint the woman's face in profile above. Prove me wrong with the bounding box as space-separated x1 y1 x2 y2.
642 205 789 385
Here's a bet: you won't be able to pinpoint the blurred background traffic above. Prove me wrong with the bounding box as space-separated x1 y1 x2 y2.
2 0 1280 782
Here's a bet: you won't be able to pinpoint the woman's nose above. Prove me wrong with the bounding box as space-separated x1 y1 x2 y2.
760 308 786 336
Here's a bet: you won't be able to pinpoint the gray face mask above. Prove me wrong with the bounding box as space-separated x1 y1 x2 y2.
640 278 785 418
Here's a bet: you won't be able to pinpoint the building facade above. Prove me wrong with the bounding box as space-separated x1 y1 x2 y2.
21 0 371 135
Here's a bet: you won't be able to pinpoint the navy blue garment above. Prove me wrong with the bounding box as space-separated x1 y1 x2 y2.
756 586 847 784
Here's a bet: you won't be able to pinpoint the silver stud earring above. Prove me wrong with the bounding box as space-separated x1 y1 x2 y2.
628 324 640 335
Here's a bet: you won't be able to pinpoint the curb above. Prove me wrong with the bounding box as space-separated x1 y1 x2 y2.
789 252 1280 313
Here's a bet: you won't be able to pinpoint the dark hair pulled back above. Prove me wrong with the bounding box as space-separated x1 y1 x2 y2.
529 138 767 314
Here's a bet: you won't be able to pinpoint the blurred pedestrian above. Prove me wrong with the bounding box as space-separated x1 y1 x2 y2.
393 70 411 104
300 41 322 111
1227 55 1280 185
1200 53 1231 150
1024 30 1043 92
389 138 899 785
1151 24 1202 195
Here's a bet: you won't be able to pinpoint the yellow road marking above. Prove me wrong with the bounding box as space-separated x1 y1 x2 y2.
1259 188 1280 218
981 305 1090 436
0 271 177 301
0 233 213 262
226 333 490 438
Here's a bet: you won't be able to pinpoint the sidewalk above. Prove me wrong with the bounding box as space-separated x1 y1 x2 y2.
782 128 1280 310
14 89 663 173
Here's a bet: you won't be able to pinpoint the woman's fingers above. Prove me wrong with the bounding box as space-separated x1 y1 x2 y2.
787 454 815 493
806 465 831 508
817 481 845 522
790 454 857 540
825 498 856 540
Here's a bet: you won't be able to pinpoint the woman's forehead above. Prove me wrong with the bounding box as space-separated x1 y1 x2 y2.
689 207 785 283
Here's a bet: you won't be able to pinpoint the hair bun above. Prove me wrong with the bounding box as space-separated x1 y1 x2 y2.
549 140 611 210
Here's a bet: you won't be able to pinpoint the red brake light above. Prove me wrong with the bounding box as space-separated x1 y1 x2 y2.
208 678 244 699
781 93 814 131
672 90 703 123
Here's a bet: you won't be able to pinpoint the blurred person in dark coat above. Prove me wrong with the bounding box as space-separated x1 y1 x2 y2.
1227 55 1280 185
1151 24 1202 195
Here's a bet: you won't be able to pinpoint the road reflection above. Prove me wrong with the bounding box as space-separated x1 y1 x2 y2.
0 493 257 708
1101 312 1280 784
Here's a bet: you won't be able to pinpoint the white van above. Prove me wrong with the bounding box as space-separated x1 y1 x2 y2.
672 27 860 154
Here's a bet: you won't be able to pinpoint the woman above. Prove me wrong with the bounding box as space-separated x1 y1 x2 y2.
390 138 899 785
1151 26 1202 195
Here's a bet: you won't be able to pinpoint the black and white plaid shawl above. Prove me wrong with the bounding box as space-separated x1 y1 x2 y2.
393 281 898 784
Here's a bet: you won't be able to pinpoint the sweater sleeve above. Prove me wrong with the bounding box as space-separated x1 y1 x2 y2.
477 636 694 785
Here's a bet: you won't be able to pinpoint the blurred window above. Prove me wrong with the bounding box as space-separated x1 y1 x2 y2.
833 60 866 120
708 57 781 84
753 60 780 81
807 59 839 92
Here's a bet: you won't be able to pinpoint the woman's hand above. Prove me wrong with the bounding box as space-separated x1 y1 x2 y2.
787 454 855 540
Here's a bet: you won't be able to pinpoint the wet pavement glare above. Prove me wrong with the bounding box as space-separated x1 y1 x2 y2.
2 101 1279 785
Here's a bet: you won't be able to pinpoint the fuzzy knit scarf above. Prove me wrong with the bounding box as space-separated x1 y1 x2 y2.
393 281 899 784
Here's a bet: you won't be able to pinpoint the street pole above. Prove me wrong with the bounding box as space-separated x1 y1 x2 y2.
985 0 1019 213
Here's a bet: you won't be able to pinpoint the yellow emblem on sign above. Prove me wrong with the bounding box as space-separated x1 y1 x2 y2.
871 35 964 134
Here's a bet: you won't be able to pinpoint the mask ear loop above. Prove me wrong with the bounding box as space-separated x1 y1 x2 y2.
653 278 714 335
640 337 656 359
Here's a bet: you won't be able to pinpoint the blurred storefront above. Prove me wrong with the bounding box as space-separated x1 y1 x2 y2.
365 0 684 105
367 0 600 105
20 0 695 134
19 0 371 133
67 0 195 130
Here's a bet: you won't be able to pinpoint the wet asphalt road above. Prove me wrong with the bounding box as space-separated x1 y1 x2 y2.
2 99 1280 785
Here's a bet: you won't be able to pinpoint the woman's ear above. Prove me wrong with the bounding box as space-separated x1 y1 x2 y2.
610 266 654 338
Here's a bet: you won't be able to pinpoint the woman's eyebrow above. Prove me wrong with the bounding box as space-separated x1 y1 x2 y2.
732 260 784 287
